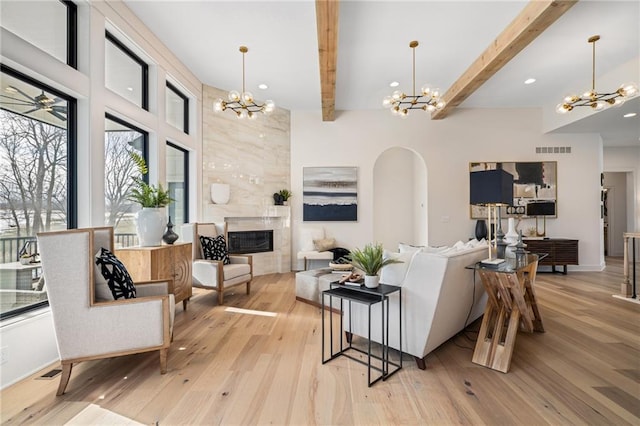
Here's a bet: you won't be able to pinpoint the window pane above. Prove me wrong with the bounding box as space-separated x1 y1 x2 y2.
105 33 147 109
104 116 146 248
167 143 188 227
166 83 188 133
0 0 69 64
0 68 73 318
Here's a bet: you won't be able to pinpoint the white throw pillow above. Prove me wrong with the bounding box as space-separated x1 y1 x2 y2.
380 250 414 286
398 243 423 254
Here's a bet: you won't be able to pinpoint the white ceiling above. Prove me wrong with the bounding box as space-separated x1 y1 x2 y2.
123 0 640 147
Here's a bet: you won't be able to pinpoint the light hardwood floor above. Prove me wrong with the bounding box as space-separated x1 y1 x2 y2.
1 258 639 425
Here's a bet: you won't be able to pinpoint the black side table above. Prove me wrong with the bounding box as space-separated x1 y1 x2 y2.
321 282 402 386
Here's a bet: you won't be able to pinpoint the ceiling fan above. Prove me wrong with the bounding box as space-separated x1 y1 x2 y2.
0 85 67 121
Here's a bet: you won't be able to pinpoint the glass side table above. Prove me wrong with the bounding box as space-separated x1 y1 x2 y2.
321 282 402 386
466 253 546 373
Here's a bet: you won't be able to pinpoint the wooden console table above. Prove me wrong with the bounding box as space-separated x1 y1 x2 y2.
115 243 192 310
523 238 578 274
468 254 545 373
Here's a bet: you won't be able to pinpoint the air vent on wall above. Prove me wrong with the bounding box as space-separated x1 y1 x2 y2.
536 146 571 154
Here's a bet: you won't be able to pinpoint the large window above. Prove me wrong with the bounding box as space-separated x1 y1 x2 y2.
166 142 189 227
104 114 147 247
105 31 148 109
166 82 189 134
0 0 77 68
0 65 77 319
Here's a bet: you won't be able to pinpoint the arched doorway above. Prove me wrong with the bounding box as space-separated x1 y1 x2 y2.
373 147 427 249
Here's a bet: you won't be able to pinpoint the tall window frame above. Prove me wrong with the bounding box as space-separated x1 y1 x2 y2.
0 65 77 320
104 113 149 246
166 81 189 134
166 142 189 226
105 31 149 110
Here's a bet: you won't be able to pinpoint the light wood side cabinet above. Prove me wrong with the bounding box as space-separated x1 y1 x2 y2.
115 243 192 310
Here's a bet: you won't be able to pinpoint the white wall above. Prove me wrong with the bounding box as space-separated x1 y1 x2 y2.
291 108 604 271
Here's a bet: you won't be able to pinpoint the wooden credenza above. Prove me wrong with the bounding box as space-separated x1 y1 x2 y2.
115 242 192 310
523 238 579 274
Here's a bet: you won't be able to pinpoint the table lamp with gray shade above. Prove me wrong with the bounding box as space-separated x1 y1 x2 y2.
470 169 514 264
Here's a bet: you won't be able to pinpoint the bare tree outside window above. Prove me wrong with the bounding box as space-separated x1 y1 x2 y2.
0 110 67 237
104 131 142 228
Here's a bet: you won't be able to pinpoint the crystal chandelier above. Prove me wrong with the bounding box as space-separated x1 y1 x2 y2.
556 35 638 114
214 46 274 119
383 41 445 116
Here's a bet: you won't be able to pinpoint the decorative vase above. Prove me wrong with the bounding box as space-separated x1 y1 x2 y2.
135 208 166 247
211 183 230 204
364 275 380 288
273 193 284 205
505 218 518 244
162 216 179 245
475 219 488 240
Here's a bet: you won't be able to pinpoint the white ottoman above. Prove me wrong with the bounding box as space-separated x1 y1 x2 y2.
295 268 345 306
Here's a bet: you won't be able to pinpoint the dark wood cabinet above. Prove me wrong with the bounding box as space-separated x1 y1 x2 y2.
523 238 578 274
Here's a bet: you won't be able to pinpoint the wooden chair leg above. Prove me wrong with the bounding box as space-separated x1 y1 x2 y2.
414 356 427 370
56 362 73 396
246 281 251 295
217 290 224 305
182 299 188 311
160 348 168 374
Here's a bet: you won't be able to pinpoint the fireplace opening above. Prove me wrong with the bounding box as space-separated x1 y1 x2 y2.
228 230 274 254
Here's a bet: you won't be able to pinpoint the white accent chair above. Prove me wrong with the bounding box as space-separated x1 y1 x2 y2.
181 223 252 305
37 227 174 396
296 226 333 270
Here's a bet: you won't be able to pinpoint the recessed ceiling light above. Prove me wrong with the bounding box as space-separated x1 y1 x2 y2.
4 86 17 93
524 78 536 85
127 87 134 91
258 83 268 90
390 81 399 88
623 112 636 118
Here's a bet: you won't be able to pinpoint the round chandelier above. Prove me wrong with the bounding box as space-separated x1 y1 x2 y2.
556 35 638 114
383 41 445 116
214 46 275 119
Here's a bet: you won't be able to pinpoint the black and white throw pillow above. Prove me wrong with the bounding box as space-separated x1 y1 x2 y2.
95 248 136 299
199 235 230 265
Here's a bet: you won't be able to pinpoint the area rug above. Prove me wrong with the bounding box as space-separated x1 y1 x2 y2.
64 404 144 425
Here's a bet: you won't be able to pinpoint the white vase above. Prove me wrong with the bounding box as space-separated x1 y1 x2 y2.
210 183 230 204
505 218 519 244
364 275 380 288
135 208 166 247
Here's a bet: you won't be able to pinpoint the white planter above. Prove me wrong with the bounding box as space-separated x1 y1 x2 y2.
364 275 380 288
135 208 167 247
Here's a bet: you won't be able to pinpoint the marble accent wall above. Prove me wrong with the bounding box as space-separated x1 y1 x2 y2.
202 85 291 275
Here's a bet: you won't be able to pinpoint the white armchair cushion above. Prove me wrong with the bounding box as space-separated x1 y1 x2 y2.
94 248 136 299
313 237 336 251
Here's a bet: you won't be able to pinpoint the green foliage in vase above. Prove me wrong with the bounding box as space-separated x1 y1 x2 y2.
346 242 402 276
278 189 292 201
127 151 174 208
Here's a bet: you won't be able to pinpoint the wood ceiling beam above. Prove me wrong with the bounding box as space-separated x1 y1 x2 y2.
316 0 339 121
431 0 577 120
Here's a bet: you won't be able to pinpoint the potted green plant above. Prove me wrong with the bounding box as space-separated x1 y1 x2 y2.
346 242 402 288
127 152 174 246
273 189 292 205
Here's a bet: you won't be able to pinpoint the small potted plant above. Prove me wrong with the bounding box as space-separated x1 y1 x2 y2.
346 242 402 288
273 189 292 205
127 152 174 246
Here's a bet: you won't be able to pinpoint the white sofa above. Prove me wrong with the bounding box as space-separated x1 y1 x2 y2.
342 240 488 369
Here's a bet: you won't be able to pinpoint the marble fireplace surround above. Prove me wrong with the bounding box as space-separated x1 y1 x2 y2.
205 204 291 276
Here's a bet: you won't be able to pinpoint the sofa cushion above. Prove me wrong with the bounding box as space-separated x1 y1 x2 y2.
95 248 136 300
313 237 336 251
380 250 414 286
398 243 423 254
200 235 230 265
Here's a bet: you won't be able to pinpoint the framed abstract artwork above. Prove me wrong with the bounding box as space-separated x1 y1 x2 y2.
303 167 358 221
469 161 558 219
